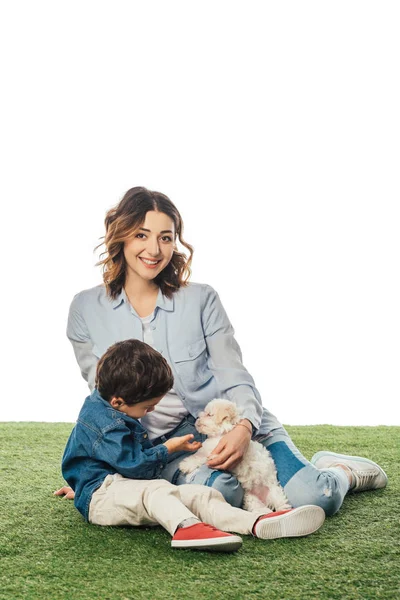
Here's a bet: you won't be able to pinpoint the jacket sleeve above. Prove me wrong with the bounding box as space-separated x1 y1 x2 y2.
93 421 169 480
66 294 98 391
201 284 263 431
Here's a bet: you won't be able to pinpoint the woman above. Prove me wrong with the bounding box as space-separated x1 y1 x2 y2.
56 186 387 515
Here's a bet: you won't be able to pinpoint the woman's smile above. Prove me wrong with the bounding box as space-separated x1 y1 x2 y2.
139 257 163 269
123 210 176 283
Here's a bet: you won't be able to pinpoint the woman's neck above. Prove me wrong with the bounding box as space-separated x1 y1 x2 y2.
124 275 159 302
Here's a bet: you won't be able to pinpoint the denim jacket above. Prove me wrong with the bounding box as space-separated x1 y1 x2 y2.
62 388 169 521
66 282 281 435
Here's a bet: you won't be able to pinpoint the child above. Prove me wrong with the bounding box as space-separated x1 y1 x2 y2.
61 339 325 552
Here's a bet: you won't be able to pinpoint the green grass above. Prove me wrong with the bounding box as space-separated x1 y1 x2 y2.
0 423 399 600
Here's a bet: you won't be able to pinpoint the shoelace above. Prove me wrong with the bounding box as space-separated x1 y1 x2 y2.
353 469 379 488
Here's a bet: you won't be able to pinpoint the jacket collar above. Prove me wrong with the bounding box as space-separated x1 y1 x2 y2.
110 286 174 312
90 388 147 431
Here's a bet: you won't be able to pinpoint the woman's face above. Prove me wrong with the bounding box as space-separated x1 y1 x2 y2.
123 211 176 284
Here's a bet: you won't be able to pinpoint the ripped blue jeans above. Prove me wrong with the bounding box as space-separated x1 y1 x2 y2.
157 417 349 517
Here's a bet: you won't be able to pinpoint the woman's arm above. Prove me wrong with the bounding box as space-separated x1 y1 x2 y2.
201 285 263 469
67 294 98 391
201 285 263 431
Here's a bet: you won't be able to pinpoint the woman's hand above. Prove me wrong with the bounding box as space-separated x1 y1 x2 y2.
163 434 202 454
207 422 252 470
53 486 75 500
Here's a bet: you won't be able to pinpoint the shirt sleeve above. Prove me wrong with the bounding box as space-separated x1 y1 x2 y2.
201 284 263 431
93 422 169 479
67 294 98 391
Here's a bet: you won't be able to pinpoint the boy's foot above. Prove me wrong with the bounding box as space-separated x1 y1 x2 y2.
253 505 325 539
171 523 242 552
310 451 388 492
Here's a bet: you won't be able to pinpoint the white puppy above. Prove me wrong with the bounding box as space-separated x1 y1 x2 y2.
179 399 291 513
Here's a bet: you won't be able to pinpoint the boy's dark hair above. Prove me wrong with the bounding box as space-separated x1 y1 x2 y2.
95 339 174 405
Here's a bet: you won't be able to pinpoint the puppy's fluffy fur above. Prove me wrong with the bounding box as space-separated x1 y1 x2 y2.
179 399 291 512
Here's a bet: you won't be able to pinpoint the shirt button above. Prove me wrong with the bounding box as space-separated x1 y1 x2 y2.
143 433 148 438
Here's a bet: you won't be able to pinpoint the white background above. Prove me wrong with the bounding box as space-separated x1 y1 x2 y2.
1 2 399 425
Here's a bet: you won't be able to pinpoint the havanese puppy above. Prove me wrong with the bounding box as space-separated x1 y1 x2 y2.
179 399 291 512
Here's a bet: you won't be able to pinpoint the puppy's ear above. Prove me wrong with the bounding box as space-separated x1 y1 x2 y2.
227 402 240 424
220 416 235 433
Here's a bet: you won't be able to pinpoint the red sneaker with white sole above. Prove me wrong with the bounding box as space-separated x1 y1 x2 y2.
253 505 326 539
171 523 242 552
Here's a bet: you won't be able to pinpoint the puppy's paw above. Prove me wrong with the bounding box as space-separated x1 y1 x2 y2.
277 502 292 511
179 457 197 475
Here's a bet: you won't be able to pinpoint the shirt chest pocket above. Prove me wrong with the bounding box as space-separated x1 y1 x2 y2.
169 337 212 390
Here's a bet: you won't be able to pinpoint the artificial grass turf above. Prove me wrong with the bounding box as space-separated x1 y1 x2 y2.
0 423 399 600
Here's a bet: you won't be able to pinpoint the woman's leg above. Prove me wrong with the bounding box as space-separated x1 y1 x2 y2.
257 428 350 516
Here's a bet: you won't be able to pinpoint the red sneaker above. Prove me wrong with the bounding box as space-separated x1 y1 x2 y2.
253 505 325 539
171 523 242 552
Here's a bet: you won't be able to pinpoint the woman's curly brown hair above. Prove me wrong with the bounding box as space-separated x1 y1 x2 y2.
95 187 194 299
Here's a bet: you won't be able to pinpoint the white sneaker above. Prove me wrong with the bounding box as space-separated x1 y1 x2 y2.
311 451 388 492
253 506 325 539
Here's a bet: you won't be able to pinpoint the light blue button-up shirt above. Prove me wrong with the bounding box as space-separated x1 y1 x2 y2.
66 282 281 434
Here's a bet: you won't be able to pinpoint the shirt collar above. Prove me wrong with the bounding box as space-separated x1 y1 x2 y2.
110 286 174 312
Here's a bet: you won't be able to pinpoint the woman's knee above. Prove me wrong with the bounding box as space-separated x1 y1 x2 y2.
176 465 244 507
293 489 343 517
284 468 345 517
206 471 244 508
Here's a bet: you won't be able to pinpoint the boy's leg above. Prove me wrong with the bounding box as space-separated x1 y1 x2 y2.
175 484 325 538
175 484 260 535
89 474 199 535
89 474 244 551
257 428 350 516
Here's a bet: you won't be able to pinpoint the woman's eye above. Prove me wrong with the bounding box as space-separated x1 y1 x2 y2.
136 233 146 239
162 236 173 242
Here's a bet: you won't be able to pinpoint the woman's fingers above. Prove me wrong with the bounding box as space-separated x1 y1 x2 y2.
207 446 234 468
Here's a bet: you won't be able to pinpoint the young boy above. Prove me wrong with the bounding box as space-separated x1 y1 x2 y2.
61 339 325 552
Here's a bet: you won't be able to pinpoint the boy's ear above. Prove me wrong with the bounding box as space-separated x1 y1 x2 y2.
110 397 123 408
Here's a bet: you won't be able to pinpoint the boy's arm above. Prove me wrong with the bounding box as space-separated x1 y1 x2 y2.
93 426 201 480
95 422 169 479
54 430 201 499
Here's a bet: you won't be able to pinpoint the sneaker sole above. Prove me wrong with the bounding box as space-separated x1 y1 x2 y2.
311 451 388 487
256 505 325 539
171 535 243 552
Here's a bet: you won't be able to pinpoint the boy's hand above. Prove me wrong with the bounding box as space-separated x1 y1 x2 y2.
163 434 202 454
53 486 75 500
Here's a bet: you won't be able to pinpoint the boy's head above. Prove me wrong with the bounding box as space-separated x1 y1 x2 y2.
95 339 174 419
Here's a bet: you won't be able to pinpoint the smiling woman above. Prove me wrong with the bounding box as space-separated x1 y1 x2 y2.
56 186 388 527
122 211 177 315
95 187 194 305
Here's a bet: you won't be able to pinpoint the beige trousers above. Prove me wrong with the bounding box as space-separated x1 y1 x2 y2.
88 474 266 536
